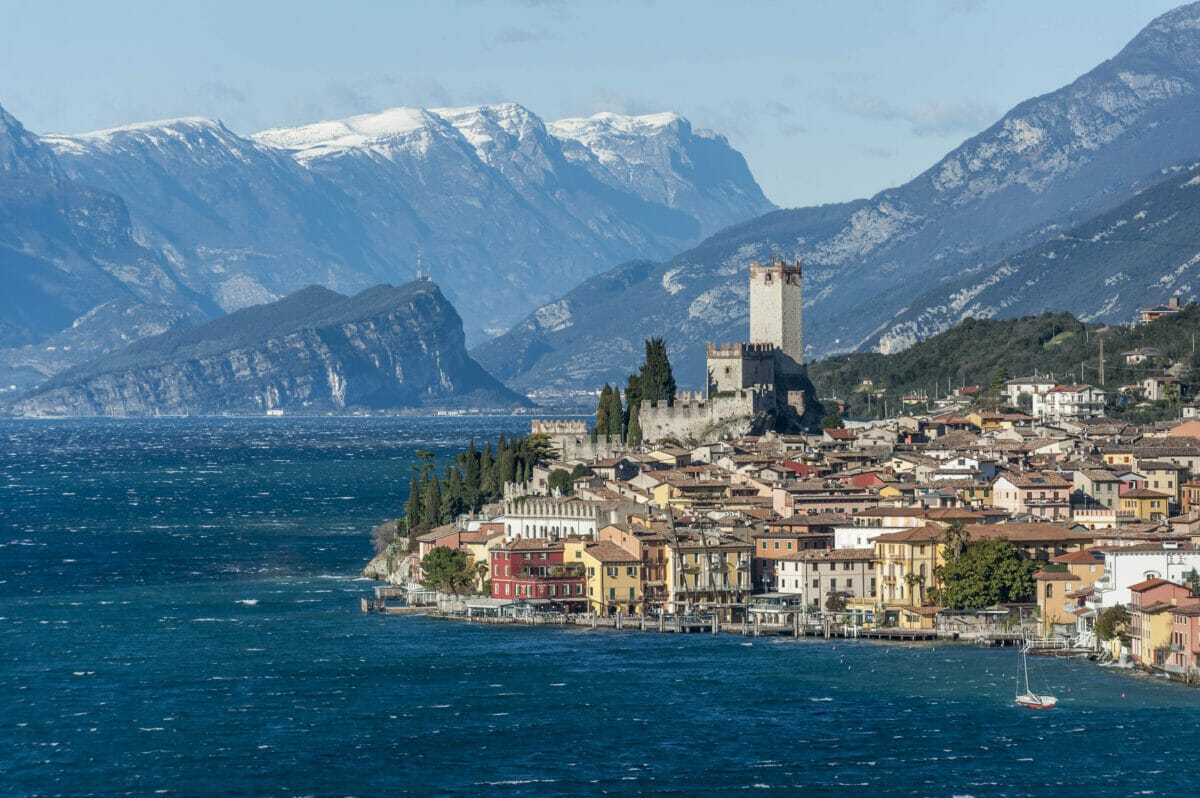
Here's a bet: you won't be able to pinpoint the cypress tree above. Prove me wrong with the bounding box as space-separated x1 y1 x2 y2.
595 384 612 437
405 473 423 529
480 443 497 498
464 441 480 508
626 402 642 446
423 473 442 527
606 387 624 442
639 337 677 406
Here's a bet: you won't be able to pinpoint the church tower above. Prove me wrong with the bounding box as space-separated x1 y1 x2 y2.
749 259 803 376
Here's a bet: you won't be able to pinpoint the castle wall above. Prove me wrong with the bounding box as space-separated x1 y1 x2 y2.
638 389 774 444
531 419 624 461
706 343 775 394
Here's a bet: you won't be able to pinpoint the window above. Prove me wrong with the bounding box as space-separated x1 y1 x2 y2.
549 585 556 597
607 567 617 578
627 566 637 576
588 567 594 576
774 541 780 550
844 562 852 571
609 588 616 600
589 587 593 596
830 578 837 590
1046 583 1053 598
629 587 635 600
813 578 819 589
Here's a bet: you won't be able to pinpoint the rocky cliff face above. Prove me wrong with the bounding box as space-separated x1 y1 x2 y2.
10 281 528 417
474 3 1200 390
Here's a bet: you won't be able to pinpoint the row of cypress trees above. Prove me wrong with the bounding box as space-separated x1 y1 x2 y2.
403 433 556 540
594 337 677 446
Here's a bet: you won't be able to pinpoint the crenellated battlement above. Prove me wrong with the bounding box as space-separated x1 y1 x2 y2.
531 419 587 435
750 258 802 286
706 342 776 358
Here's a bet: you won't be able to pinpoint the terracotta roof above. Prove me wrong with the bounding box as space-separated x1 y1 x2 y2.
964 523 1097 544
778 548 876 563
995 472 1071 489
1050 549 1105 565
1128 577 1173 592
1121 488 1171 499
1170 602 1200 617
582 541 639 563
1034 570 1077 581
871 525 946 544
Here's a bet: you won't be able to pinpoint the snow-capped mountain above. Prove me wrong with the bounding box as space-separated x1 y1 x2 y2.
37 103 773 343
475 2 1200 391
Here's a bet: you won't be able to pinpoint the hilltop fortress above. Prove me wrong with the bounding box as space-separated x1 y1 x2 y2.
638 259 820 443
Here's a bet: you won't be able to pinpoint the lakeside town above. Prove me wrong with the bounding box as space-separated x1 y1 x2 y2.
364 261 1200 682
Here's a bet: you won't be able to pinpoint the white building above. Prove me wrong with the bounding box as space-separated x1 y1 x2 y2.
498 497 638 541
1005 376 1057 407
1091 542 1200 607
833 525 877 550
1031 384 1105 421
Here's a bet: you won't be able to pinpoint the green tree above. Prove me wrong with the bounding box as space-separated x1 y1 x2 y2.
820 410 844 429
423 473 442 527
404 473 423 531
1094 604 1132 644
825 593 848 613
420 546 475 594
595 384 612 437
1186 568 1200 596
606 387 624 440
548 468 574 496
520 433 557 467
938 536 1038 610
570 463 593 480
626 402 643 446
941 521 970 560
638 337 677 406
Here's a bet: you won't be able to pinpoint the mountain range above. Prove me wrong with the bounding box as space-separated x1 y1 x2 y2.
11 280 525 416
475 2 1200 392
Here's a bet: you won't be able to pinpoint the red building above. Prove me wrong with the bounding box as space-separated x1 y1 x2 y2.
490 539 587 611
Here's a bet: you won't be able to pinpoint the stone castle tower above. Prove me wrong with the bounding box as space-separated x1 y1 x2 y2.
749 259 803 375
637 259 817 443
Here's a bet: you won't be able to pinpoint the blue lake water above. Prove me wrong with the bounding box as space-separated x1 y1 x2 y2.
2 417 1197 796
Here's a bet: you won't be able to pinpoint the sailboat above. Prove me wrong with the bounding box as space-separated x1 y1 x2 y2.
1015 642 1058 709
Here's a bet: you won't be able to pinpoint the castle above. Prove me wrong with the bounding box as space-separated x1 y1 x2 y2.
638 259 814 443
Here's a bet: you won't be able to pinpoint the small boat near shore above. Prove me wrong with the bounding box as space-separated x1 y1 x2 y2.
1016 643 1058 709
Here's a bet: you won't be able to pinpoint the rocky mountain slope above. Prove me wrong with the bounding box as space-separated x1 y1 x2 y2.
0 106 205 390
39 103 772 343
10 280 528 416
869 160 1200 350
475 3 1200 391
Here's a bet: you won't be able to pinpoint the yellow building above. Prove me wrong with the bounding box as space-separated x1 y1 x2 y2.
871 524 947 628
565 540 642 616
1133 460 1185 507
1119 488 1170 521
1033 550 1105 636
663 534 752 621
872 522 1099 629
651 473 732 511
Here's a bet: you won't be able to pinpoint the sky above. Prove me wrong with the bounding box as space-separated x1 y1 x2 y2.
0 0 1184 208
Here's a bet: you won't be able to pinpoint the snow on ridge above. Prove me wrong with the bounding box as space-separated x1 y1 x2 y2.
252 107 439 157
47 117 225 141
548 111 685 140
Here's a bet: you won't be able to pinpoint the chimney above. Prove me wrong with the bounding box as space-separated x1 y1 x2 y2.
1170 296 1180 309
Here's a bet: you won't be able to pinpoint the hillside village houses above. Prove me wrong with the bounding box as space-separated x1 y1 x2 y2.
397 263 1200 679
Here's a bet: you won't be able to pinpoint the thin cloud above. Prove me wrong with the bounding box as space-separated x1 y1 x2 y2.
492 25 555 44
827 91 998 137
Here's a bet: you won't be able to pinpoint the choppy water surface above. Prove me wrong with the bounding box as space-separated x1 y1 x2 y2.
1 418 1196 796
